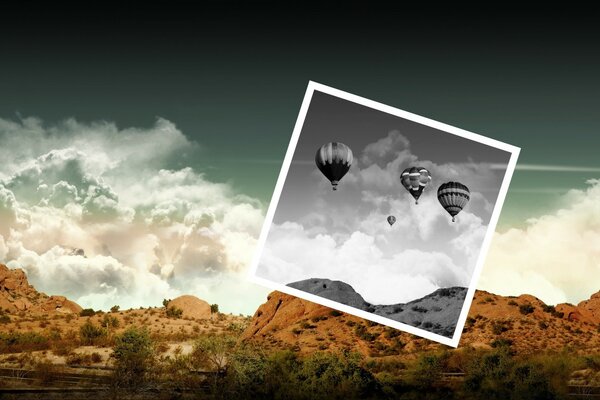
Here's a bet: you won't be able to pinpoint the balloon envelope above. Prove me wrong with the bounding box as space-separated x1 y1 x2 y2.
387 215 396 226
437 181 470 222
315 142 353 190
400 167 431 204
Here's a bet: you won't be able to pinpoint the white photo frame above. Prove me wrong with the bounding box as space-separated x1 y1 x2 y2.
248 81 520 347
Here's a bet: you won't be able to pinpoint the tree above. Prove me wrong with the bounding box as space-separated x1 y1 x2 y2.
210 304 219 314
110 305 120 313
190 334 236 374
112 327 155 390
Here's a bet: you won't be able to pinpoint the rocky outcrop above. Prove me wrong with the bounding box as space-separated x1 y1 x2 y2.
167 295 212 320
0 264 82 314
242 288 600 357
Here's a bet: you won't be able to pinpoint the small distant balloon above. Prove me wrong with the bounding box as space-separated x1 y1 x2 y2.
437 181 470 222
315 142 353 191
400 167 431 204
387 215 396 226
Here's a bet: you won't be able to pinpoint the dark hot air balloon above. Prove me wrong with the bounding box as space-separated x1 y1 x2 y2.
400 167 431 204
437 181 470 222
315 142 353 191
387 215 396 226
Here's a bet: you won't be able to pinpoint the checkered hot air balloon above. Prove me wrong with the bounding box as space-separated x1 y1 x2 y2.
437 181 470 222
315 142 353 191
400 167 431 204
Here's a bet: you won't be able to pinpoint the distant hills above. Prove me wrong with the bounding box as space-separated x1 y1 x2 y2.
288 278 466 337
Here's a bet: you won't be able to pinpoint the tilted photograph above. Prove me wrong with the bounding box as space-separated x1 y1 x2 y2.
252 83 519 345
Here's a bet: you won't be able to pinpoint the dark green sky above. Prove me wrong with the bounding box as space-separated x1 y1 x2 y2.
1 5 599 230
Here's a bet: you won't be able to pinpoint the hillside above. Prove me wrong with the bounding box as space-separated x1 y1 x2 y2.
288 278 467 337
242 289 600 358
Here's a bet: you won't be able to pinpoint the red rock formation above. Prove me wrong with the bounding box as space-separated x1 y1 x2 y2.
0 264 82 315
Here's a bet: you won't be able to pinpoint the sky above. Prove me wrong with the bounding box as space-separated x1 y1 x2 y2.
256 90 512 304
1 6 600 311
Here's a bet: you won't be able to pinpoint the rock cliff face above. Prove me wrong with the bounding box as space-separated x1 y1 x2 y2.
288 278 466 337
0 264 82 314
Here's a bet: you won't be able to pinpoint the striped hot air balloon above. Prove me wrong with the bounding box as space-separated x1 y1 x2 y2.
400 167 431 204
315 142 353 191
387 215 396 226
437 181 470 222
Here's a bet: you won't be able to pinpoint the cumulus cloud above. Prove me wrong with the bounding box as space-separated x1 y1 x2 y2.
258 131 508 304
0 117 266 313
479 179 600 305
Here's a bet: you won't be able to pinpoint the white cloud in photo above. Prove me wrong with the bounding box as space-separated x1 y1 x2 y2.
258 131 507 305
480 179 600 306
0 117 267 313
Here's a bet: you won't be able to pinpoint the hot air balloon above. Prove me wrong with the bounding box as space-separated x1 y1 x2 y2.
315 142 353 191
437 181 470 222
400 167 431 204
387 215 396 226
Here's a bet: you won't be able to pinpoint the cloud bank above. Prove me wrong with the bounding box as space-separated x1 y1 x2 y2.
480 179 600 306
258 131 507 304
0 117 266 313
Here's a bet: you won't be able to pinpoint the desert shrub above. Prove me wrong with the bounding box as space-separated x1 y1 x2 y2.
0 311 10 324
311 315 328 323
406 351 449 390
110 305 120 313
462 349 572 400
112 327 155 390
80 308 96 317
354 325 378 342
519 304 535 315
491 321 510 335
79 320 106 345
538 321 549 330
190 334 236 373
166 306 183 319
411 306 428 313
330 310 343 317
0 331 50 353
300 322 316 329
34 359 58 385
66 352 93 366
51 340 77 356
210 304 219 314
101 314 120 329
91 352 102 363
162 299 171 307
508 300 518 306
384 328 400 339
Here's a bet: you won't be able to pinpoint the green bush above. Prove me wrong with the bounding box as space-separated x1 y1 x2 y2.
210 304 219 314
79 320 106 345
80 308 96 317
